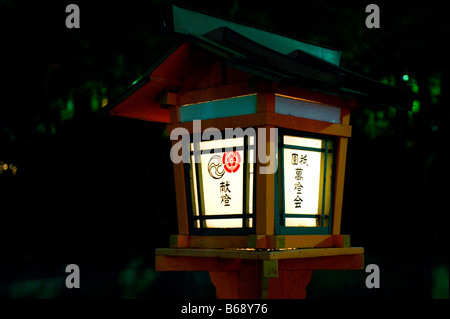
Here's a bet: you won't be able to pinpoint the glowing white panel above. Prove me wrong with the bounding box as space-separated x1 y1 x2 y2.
284 136 323 148
201 150 244 215
275 95 341 124
190 135 255 229
283 136 324 227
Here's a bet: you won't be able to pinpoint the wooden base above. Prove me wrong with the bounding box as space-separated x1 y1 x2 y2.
156 247 364 299
170 234 351 249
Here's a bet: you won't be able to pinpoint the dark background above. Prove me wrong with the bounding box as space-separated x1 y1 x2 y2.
0 0 448 299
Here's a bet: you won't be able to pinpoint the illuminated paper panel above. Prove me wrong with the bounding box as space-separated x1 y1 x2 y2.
282 135 333 228
189 136 254 229
283 148 321 226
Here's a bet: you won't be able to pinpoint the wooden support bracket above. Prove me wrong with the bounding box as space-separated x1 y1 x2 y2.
155 247 364 299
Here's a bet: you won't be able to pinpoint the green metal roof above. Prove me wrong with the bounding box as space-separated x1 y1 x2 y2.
171 5 342 66
190 27 415 110
104 5 416 121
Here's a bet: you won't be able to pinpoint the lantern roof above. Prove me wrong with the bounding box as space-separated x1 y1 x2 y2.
170 5 342 66
104 5 415 123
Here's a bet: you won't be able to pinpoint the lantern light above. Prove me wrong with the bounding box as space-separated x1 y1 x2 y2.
278 133 334 232
187 134 256 232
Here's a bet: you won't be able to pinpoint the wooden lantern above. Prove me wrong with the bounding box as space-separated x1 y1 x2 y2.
104 5 414 298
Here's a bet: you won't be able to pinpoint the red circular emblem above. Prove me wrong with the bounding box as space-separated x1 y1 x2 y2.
223 151 241 173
